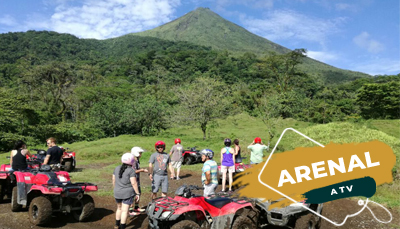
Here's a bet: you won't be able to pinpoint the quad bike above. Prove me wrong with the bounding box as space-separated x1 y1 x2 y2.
60 147 76 172
142 185 258 229
29 147 76 172
217 160 252 184
182 147 202 165
255 198 323 229
0 163 97 226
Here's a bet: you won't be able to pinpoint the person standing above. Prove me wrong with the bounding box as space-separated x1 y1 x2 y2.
169 138 184 180
248 137 269 165
149 141 173 199
113 153 140 229
233 139 242 163
200 149 218 197
43 137 63 168
129 146 148 216
220 138 235 193
10 140 32 171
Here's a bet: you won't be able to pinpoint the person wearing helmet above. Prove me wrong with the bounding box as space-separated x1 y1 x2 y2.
169 138 184 180
113 153 140 229
129 147 148 216
201 149 218 197
220 138 235 193
248 137 269 165
149 141 172 199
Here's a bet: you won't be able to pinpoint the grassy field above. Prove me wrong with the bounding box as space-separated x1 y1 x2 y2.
0 114 398 207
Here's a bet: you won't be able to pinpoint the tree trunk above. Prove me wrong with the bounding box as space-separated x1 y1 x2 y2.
201 123 207 140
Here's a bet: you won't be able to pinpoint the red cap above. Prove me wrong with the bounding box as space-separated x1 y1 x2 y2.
174 138 181 144
155 141 166 149
254 137 262 144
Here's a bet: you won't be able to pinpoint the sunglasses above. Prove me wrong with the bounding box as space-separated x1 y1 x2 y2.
156 146 164 149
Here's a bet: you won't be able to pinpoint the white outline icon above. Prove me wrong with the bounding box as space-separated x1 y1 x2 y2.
257 128 392 226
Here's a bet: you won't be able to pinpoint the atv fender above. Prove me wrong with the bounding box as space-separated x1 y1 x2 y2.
167 205 206 220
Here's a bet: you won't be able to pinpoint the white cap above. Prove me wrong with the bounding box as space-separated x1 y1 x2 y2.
131 147 145 157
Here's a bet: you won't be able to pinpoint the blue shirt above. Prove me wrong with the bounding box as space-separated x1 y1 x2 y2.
202 160 218 185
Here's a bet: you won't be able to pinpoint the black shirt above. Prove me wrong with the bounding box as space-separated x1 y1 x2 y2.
12 149 28 171
46 146 63 165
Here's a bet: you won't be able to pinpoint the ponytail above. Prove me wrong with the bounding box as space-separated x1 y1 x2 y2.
119 164 129 179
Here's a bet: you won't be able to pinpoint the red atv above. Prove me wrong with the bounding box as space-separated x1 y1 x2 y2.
0 163 97 226
182 147 202 165
217 161 252 184
60 147 76 172
142 185 257 229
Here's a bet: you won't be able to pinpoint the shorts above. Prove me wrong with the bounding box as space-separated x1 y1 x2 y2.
152 174 168 193
171 160 182 169
203 183 218 197
115 196 134 205
221 165 235 173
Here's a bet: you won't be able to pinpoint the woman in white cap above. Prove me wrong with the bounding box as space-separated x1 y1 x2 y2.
113 153 140 229
129 147 148 216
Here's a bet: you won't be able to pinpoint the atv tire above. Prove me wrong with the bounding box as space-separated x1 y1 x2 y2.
29 196 52 226
294 213 319 229
0 182 4 203
11 186 22 212
64 160 73 172
72 194 95 222
184 156 193 165
171 220 200 229
232 215 256 229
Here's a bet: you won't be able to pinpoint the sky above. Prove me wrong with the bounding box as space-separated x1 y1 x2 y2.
0 0 399 76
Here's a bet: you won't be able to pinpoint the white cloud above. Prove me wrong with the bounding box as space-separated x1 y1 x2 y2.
307 50 339 62
29 0 181 39
0 15 18 26
351 58 400 76
353 32 385 53
241 10 346 46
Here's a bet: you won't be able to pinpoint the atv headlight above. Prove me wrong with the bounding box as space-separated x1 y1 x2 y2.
161 211 172 219
238 168 244 172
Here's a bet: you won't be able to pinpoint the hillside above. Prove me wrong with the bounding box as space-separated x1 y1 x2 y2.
132 7 370 82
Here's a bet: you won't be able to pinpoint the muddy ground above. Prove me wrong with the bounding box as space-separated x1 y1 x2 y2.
0 164 398 229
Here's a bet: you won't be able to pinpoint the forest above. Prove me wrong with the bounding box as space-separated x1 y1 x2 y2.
0 31 399 151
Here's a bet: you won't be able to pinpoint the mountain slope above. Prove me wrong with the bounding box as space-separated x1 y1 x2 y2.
132 7 370 82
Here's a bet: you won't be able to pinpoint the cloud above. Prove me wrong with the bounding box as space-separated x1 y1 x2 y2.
307 50 339 62
29 0 181 39
0 15 18 26
351 58 400 76
241 10 346 46
353 32 385 53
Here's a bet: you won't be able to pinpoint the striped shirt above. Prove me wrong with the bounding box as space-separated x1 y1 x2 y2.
202 160 218 185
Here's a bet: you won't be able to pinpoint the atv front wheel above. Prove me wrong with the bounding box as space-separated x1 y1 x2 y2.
171 220 200 229
232 215 256 229
64 160 73 172
29 196 53 225
294 213 319 229
72 194 95 222
184 156 194 165
11 186 22 212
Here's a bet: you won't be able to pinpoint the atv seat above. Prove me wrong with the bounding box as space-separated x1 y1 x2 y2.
205 197 232 209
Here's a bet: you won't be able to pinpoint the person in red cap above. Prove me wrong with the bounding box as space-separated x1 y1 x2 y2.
169 138 184 180
247 137 269 165
148 141 172 199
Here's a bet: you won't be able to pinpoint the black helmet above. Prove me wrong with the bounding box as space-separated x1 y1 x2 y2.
224 138 231 146
200 149 214 159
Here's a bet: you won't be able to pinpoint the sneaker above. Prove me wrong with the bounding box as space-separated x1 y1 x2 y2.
176 177 180 180
129 211 140 216
134 207 146 213
114 226 119 229
170 176 175 180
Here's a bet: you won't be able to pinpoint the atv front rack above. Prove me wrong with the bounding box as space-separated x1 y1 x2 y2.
147 197 188 220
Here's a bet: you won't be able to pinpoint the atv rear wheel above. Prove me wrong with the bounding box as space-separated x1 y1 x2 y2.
64 160 73 172
171 220 200 229
0 182 4 203
294 213 318 229
184 156 194 165
232 215 256 229
11 186 22 212
72 194 95 222
29 196 53 225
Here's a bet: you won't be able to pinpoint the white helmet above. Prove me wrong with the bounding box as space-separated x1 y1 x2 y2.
121 153 135 165
131 147 145 157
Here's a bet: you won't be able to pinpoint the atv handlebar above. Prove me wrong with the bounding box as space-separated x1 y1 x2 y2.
187 185 204 190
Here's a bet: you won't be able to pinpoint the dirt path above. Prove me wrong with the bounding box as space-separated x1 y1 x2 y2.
0 165 398 229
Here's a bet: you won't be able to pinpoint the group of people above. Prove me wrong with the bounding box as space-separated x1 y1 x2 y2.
112 137 269 229
9 137 64 171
